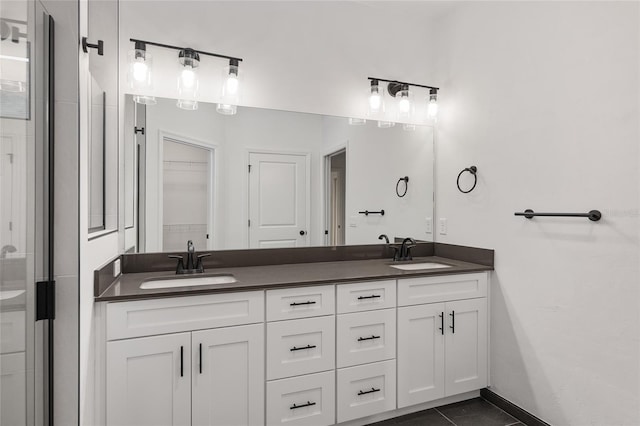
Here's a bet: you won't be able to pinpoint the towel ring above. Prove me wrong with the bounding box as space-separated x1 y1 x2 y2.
396 176 409 197
456 166 477 193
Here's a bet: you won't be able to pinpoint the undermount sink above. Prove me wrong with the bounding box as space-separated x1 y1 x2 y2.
389 262 452 271
140 275 237 290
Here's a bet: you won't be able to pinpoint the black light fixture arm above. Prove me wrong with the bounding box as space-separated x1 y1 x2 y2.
129 38 243 63
368 77 439 92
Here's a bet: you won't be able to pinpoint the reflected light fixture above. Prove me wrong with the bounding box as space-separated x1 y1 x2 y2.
403 123 416 131
427 88 438 120
377 121 395 128
348 117 367 125
177 48 200 110
127 41 156 105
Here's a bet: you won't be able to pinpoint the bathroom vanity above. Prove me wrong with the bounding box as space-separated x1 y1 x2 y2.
95 245 492 426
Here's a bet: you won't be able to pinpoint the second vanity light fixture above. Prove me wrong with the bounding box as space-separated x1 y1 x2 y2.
127 38 243 113
366 77 439 127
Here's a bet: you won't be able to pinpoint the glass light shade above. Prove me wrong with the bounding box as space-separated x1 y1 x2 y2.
396 87 414 120
219 62 241 114
348 117 367 125
177 66 199 110
133 95 157 105
403 123 416 131
367 81 385 118
127 48 153 94
377 121 395 128
427 97 438 120
176 99 198 110
216 103 237 115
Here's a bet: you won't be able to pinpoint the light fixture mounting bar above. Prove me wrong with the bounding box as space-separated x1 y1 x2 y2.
368 77 438 91
129 38 243 63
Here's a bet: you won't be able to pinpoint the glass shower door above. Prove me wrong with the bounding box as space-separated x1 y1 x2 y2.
0 1 53 424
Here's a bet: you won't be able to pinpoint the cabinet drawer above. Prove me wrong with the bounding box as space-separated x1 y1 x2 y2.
336 280 396 313
267 316 335 380
337 309 396 368
266 371 335 426
266 285 334 321
397 273 488 306
337 360 396 423
107 291 264 340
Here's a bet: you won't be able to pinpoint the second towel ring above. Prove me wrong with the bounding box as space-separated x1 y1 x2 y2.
457 166 478 193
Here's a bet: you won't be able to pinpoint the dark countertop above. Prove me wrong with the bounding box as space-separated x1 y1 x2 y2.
96 256 492 302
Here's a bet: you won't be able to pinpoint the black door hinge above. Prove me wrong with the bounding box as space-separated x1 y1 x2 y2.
134 127 145 135
36 280 55 321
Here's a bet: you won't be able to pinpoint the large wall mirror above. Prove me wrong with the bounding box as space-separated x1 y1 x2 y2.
122 96 435 253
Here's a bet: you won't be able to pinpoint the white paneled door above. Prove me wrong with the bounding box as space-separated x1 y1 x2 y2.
248 152 309 248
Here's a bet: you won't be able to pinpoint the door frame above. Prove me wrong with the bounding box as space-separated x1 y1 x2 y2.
322 143 348 246
157 130 218 251
246 148 311 248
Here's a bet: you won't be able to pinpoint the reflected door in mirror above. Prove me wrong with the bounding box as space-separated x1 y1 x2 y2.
249 152 309 248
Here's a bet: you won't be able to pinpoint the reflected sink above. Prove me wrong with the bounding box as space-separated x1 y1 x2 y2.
140 275 237 290
389 262 452 271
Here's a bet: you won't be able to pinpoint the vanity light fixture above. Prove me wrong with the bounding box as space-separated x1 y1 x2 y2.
127 41 156 105
177 48 200 110
367 77 439 123
128 38 243 110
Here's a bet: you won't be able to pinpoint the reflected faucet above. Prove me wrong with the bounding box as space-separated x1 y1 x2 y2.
378 234 389 244
1 245 16 259
168 240 211 274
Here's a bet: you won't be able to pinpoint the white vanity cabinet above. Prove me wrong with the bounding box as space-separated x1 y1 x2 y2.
397 273 488 409
102 271 490 426
105 291 265 426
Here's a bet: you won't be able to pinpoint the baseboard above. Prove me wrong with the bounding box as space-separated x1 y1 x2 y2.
481 388 551 426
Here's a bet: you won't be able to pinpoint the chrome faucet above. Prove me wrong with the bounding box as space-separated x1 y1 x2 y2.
168 240 211 274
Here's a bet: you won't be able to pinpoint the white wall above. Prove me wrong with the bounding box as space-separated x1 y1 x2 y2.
431 2 639 425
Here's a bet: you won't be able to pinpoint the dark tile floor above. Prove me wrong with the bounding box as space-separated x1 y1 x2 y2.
369 397 524 426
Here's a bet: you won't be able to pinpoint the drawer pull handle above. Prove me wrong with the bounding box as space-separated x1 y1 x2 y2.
290 301 316 306
199 343 202 374
290 344 316 352
358 335 381 342
357 295 381 300
358 387 381 396
290 401 316 410
450 311 455 334
439 312 444 335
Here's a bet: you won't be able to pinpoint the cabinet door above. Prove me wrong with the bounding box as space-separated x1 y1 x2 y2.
445 298 488 396
107 333 191 426
192 324 264 426
397 303 445 408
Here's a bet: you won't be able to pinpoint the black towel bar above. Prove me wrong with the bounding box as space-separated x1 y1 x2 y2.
514 209 602 222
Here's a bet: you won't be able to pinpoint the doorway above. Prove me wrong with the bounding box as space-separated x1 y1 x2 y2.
161 137 214 252
325 150 346 246
248 151 310 248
